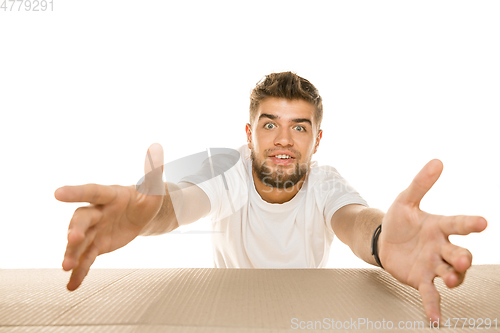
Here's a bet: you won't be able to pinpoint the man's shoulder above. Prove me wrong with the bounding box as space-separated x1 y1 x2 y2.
307 162 366 203
308 162 343 182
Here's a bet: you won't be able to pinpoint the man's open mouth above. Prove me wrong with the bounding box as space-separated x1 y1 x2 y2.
273 154 293 160
269 155 295 165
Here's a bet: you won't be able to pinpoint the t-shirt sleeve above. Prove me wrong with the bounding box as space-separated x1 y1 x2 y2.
179 151 247 222
179 172 223 222
319 166 369 235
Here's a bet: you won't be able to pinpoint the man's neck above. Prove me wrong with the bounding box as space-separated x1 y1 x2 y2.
251 170 306 204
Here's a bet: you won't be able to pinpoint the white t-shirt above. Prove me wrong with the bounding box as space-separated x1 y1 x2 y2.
181 145 368 268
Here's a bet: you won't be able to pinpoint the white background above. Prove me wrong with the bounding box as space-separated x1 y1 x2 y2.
1 0 498 270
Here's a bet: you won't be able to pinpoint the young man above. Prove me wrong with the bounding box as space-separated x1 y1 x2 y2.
55 72 487 323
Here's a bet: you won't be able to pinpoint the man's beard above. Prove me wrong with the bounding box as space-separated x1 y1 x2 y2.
251 149 309 189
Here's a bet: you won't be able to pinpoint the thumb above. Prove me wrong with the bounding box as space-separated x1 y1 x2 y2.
137 143 165 195
398 159 443 208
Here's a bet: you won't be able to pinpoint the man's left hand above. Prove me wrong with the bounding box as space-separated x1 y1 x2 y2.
378 159 487 322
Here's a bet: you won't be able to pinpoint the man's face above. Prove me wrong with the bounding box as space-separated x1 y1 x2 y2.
246 97 322 189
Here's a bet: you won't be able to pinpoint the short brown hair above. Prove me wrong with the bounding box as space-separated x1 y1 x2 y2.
249 71 323 130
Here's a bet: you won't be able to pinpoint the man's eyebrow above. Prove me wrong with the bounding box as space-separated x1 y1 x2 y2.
258 114 312 126
259 113 277 121
291 118 312 126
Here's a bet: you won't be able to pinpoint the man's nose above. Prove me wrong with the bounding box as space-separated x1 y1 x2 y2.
274 128 294 146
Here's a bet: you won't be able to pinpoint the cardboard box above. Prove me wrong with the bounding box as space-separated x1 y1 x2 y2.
1 265 498 332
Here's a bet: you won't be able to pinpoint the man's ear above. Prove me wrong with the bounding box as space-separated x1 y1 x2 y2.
313 129 323 154
245 123 253 149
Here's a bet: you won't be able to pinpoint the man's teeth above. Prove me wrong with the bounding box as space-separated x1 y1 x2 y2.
275 155 291 159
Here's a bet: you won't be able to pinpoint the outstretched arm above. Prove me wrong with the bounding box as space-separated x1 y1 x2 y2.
55 143 210 290
331 204 385 267
331 159 487 322
140 181 210 235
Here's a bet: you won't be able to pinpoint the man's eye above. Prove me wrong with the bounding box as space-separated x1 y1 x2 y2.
264 123 276 129
294 125 305 132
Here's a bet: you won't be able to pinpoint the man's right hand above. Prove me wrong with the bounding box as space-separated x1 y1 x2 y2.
54 143 165 291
